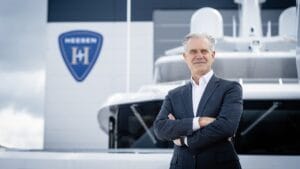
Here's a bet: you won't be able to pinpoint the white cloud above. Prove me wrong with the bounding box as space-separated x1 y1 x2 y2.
0 0 46 150
0 70 45 97
0 70 45 117
0 106 43 149
0 70 45 149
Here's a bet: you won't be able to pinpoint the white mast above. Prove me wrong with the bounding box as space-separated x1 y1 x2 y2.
126 0 131 92
235 0 265 37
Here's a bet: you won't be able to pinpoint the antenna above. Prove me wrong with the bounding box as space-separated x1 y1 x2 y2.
266 21 271 37
232 16 237 37
126 0 131 92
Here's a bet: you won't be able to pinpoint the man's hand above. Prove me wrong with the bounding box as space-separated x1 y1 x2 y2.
168 113 176 120
168 114 183 146
199 116 232 141
198 117 215 127
173 138 182 146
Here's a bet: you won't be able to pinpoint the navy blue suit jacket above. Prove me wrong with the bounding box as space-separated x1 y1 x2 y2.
154 75 243 169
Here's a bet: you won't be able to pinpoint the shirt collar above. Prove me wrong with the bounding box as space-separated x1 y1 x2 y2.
191 70 214 87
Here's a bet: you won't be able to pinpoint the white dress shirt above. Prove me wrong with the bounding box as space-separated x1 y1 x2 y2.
191 70 214 130
184 70 214 146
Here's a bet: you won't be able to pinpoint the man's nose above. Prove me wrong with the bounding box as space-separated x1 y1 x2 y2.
195 52 203 58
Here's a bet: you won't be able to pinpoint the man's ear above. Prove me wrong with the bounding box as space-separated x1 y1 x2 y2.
211 51 215 59
182 53 186 59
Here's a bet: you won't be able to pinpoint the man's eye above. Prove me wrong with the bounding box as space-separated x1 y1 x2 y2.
201 50 209 54
190 50 197 54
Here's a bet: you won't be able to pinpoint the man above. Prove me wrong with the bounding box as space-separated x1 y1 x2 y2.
153 33 243 169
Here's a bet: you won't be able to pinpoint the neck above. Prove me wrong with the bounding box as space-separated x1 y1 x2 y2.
192 69 211 85
192 75 201 85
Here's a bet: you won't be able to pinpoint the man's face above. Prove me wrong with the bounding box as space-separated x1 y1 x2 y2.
183 37 215 76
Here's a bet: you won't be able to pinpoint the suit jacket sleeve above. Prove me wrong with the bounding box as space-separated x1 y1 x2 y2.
187 82 243 150
154 93 194 141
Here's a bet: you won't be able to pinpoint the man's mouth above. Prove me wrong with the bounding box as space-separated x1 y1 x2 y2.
193 61 206 64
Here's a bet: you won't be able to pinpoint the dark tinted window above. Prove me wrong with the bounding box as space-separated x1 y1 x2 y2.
235 100 300 155
112 100 173 148
48 0 295 21
112 99 300 155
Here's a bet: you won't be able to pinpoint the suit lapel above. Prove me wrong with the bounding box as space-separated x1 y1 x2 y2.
196 75 220 116
181 83 194 118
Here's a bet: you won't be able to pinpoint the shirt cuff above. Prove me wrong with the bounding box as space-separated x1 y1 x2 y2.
184 137 188 146
192 117 200 131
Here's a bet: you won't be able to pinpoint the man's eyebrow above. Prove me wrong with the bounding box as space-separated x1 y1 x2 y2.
189 49 197 52
189 48 209 51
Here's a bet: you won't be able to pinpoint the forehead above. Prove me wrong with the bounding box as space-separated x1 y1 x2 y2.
186 37 210 50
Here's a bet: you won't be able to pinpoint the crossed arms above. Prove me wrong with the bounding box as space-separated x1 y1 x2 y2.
153 82 243 150
168 113 215 146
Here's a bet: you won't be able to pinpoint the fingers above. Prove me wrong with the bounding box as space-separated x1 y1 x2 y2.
199 117 216 127
167 114 181 146
168 113 176 120
201 117 215 122
173 138 181 146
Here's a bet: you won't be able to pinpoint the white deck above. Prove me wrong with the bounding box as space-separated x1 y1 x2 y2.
1 150 300 169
